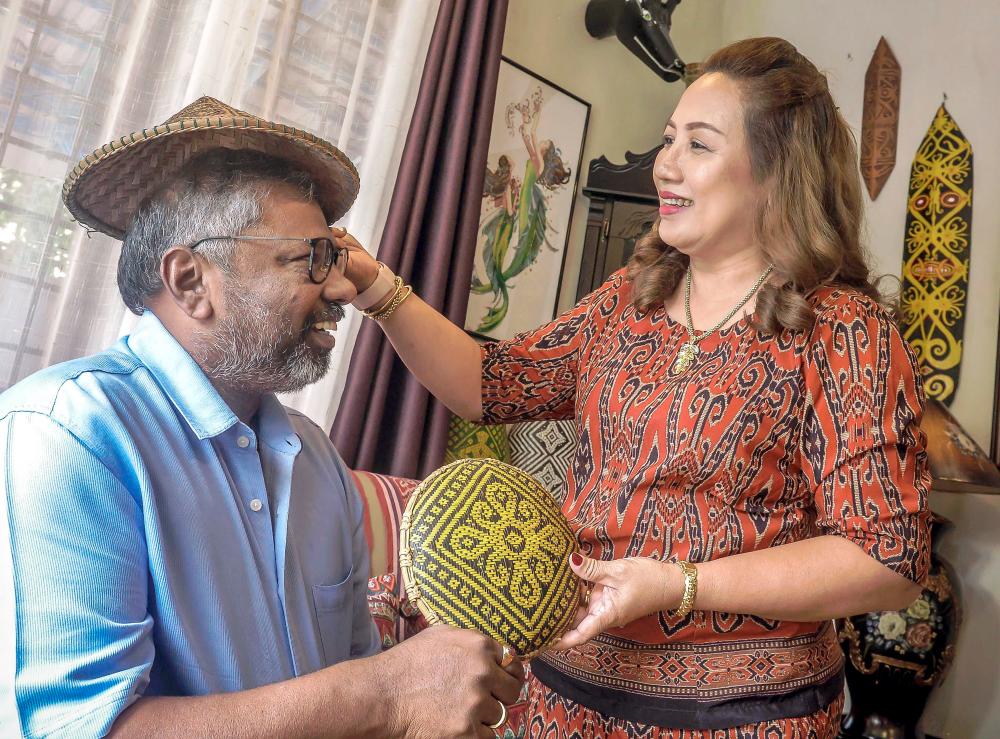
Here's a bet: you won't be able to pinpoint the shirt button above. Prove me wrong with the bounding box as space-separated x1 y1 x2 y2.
250 498 263 512
237 435 250 448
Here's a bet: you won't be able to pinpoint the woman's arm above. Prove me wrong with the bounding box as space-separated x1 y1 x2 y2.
378 292 484 420
554 536 922 650
694 534 922 618
339 232 483 420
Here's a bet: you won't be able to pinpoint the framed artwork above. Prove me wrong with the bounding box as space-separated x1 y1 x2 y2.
464 56 590 340
993 304 1000 466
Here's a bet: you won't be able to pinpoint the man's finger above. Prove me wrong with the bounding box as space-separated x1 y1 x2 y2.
500 653 525 682
490 665 523 705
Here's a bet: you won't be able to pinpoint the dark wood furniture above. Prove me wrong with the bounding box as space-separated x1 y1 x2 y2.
575 146 660 302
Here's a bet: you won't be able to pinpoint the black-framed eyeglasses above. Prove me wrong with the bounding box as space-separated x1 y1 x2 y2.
189 235 348 284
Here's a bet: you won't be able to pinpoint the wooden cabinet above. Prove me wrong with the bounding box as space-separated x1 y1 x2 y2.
575 146 660 302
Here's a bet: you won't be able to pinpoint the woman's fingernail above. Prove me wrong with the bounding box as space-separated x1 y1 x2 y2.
570 552 583 567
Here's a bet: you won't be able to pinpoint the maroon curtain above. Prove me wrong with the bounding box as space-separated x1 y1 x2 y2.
330 0 508 479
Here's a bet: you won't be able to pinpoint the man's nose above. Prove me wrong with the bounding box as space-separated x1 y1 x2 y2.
321 268 358 304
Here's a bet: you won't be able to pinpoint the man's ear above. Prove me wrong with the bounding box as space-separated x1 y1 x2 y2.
160 246 217 320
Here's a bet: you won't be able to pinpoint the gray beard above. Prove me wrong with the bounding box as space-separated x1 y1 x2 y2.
195 283 333 395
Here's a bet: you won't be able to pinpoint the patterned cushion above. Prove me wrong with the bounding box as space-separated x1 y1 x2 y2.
350 469 419 580
508 419 577 505
445 413 510 463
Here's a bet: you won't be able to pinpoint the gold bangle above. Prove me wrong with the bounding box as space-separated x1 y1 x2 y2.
373 285 412 321
363 276 403 319
365 282 412 322
367 283 407 320
673 560 698 618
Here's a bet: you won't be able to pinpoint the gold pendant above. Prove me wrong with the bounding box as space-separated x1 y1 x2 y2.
673 342 698 374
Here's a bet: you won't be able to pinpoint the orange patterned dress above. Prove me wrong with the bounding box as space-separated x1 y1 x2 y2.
480 271 931 738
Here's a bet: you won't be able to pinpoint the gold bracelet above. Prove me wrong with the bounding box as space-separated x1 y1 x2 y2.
372 285 412 321
363 276 403 319
365 280 413 322
367 282 408 321
673 560 698 618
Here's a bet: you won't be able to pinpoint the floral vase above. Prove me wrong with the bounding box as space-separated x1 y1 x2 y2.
837 514 960 738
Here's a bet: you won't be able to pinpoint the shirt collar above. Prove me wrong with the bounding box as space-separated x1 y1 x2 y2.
256 393 302 456
126 312 239 439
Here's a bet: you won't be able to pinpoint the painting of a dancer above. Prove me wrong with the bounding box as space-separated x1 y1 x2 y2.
465 58 589 339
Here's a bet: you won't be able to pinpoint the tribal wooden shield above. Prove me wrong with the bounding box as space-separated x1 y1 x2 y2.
400 458 581 656
900 104 973 406
860 37 901 200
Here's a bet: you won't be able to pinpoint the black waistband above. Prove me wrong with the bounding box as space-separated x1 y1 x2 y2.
530 658 844 730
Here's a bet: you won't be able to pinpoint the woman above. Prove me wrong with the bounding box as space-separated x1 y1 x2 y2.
342 37 930 738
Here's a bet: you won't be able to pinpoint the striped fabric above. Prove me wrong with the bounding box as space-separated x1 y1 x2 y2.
350 470 419 581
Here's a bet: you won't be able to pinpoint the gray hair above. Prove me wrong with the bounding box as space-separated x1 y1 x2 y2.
118 148 317 314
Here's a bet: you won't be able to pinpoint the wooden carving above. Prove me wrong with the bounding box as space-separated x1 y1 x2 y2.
900 104 973 407
860 37 901 200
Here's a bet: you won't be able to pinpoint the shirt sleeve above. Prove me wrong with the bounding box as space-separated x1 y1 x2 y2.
480 271 625 424
800 296 932 583
0 412 153 738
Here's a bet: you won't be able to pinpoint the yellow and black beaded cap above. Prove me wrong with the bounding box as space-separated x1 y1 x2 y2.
61 96 359 240
400 458 581 657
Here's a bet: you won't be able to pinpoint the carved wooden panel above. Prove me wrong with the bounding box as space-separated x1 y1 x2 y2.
860 37 901 200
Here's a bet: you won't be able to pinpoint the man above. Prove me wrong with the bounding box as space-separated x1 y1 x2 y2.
0 97 521 738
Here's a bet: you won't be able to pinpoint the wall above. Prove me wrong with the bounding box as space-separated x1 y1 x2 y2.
502 0 723 314
689 1 1000 735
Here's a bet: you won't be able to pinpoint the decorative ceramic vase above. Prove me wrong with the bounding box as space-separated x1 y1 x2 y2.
838 514 960 739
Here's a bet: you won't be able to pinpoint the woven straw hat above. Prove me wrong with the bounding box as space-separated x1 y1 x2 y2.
62 96 359 239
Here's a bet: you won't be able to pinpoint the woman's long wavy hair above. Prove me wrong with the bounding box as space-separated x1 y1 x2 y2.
627 37 880 333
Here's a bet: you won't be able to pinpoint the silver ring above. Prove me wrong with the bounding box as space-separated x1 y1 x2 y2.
487 699 508 730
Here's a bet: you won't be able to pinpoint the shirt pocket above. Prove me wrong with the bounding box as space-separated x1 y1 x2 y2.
312 566 354 666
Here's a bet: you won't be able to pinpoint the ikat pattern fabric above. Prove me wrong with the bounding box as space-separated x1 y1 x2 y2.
480 270 931 728
526 675 845 739
509 419 578 504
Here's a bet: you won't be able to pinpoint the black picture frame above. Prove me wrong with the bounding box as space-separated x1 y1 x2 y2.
992 303 1000 466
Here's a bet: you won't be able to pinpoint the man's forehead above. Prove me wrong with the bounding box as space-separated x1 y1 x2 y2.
255 190 331 236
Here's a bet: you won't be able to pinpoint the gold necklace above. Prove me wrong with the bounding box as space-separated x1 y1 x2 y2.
672 264 774 375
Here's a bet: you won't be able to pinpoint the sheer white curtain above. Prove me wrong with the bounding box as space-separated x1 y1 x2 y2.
0 0 438 429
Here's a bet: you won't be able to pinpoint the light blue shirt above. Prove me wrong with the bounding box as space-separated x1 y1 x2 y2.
0 313 380 738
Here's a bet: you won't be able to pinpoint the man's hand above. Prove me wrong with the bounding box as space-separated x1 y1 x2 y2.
375 625 525 739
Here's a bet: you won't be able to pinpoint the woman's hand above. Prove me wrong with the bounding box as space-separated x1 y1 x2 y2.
549 553 684 651
331 227 380 293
